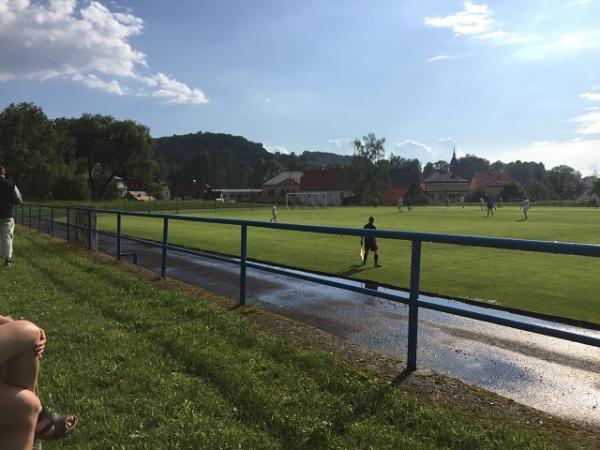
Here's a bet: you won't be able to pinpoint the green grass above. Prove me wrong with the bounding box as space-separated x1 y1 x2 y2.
80 204 600 325
1 229 582 449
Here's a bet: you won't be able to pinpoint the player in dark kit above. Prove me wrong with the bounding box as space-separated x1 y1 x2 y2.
360 216 381 267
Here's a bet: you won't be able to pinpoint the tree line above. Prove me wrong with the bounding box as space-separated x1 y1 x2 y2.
345 133 596 205
0 103 595 203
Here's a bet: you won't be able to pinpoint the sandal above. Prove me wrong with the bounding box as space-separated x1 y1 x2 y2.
35 406 77 441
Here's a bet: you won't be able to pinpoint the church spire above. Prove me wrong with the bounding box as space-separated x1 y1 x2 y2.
449 146 458 173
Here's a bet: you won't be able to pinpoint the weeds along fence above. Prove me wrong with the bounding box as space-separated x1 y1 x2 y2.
17 203 600 370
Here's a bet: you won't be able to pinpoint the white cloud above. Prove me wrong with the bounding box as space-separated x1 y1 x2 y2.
148 73 208 105
328 138 353 148
394 140 435 158
531 140 560 147
425 54 471 63
547 32 600 50
72 73 125 95
0 0 208 105
567 0 598 6
579 86 600 101
496 139 600 175
264 144 290 155
424 1 494 36
572 110 600 134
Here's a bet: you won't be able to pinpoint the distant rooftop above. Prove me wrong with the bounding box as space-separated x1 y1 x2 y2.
263 171 303 186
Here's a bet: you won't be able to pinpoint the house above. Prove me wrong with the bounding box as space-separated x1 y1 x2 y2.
114 176 128 197
298 168 352 206
420 172 469 203
470 171 512 194
385 168 418 205
213 188 263 203
576 176 599 204
262 171 303 203
126 190 155 202
171 180 212 200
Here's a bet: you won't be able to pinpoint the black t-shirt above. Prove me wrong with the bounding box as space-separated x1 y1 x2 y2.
0 177 17 219
363 222 376 246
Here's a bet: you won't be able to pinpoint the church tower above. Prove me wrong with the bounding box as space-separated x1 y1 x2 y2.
449 146 458 174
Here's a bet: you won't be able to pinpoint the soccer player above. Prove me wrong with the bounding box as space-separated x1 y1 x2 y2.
486 195 495 217
446 197 451 208
460 195 465 208
479 196 485 211
360 216 380 267
521 198 531 220
270 202 277 223
397 198 403 212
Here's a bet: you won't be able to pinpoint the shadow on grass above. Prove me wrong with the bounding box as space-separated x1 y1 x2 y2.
390 368 415 387
336 263 378 277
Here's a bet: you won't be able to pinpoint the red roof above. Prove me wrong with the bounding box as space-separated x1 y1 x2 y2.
422 172 467 183
300 168 349 191
471 171 512 188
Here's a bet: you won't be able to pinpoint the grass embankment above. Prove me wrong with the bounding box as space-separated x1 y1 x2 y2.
1 229 581 449
87 205 600 324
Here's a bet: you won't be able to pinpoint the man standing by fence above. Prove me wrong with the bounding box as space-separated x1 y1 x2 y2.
0 165 23 267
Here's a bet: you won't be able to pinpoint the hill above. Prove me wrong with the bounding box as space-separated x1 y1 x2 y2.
154 132 352 188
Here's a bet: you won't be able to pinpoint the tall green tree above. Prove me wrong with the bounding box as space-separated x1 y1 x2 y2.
0 102 75 199
545 165 581 199
61 114 157 199
344 133 388 204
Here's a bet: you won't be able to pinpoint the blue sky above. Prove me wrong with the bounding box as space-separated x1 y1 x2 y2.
1 0 600 174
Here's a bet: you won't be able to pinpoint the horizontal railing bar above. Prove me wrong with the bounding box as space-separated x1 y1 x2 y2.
21 203 600 257
246 261 412 304
418 299 600 347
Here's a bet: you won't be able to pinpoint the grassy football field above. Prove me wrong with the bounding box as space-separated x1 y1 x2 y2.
90 204 600 324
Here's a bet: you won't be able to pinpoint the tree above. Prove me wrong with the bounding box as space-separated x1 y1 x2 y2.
452 154 490 181
591 178 600 196
344 133 388 204
62 114 157 199
505 161 546 188
0 103 76 199
545 165 581 199
498 181 527 201
526 181 553 201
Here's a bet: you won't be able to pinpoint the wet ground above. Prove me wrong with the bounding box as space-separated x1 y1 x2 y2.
46 223 600 429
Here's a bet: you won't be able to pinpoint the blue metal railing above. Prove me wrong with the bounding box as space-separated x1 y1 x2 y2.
16 203 600 370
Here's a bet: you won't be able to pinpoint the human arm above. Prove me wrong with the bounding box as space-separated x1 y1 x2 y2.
14 185 23 204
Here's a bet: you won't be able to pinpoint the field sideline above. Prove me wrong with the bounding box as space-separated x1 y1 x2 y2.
2 229 594 449
86 204 600 324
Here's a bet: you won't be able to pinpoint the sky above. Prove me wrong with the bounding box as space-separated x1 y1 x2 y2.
1 0 600 174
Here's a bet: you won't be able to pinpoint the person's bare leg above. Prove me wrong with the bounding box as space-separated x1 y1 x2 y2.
0 384 41 450
0 321 41 391
0 321 43 450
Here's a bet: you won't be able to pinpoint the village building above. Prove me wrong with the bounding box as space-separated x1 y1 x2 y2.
420 172 469 203
262 171 303 203
298 168 352 206
385 168 418 205
213 188 263 203
470 171 512 195
576 176 599 204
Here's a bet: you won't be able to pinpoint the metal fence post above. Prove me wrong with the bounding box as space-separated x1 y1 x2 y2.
161 217 169 278
407 240 422 371
116 212 122 260
28 205 32 228
87 209 93 250
20 204 24 224
66 207 70 241
50 207 55 237
38 205 42 230
240 224 247 305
